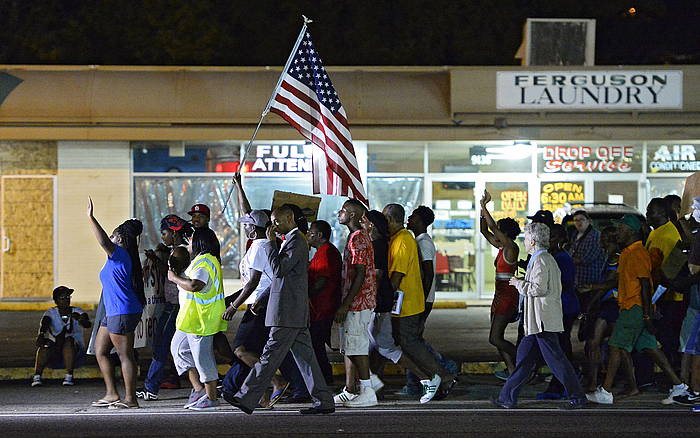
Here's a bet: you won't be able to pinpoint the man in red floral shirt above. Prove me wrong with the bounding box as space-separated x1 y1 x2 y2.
333 199 379 408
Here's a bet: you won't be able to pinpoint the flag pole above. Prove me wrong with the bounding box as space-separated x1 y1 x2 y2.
221 15 313 215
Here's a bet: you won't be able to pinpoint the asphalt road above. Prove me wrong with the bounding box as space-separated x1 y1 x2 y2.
1 377 695 437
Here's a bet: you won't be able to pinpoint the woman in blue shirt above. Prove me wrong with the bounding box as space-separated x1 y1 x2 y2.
88 197 145 409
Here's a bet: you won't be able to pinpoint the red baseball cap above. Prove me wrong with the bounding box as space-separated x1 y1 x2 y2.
187 204 211 217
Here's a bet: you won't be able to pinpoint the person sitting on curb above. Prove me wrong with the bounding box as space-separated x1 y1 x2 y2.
32 286 92 387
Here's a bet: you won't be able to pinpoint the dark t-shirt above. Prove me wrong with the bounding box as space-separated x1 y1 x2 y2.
373 238 394 313
553 250 580 315
689 229 700 266
308 242 342 322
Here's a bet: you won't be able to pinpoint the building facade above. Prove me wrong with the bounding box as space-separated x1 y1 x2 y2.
1 65 699 302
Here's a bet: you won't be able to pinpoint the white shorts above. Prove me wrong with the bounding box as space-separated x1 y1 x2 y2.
170 329 218 383
368 312 402 363
340 309 373 356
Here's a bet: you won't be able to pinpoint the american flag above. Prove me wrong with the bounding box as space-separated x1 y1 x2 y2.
269 30 367 204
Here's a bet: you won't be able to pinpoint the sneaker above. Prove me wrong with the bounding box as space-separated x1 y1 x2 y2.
188 396 220 411
494 370 510 381
136 387 159 401
31 375 42 387
369 374 385 393
693 405 700 413
62 374 74 386
344 386 378 408
559 398 587 410
672 391 700 406
419 374 441 404
586 387 613 405
662 383 689 405
184 389 206 409
333 387 358 405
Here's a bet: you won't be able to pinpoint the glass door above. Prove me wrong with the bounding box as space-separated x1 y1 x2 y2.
430 180 478 296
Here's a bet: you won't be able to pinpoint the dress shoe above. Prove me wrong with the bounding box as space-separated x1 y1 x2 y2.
222 392 253 415
278 394 313 404
299 406 335 415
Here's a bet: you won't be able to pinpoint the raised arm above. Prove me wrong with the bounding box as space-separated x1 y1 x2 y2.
87 197 115 257
233 173 252 216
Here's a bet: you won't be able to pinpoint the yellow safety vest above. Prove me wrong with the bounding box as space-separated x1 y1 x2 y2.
176 253 228 336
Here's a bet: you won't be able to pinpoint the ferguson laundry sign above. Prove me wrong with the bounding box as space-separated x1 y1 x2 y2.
496 70 683 110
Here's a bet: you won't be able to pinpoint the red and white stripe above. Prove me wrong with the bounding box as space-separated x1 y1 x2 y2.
270 74 367 203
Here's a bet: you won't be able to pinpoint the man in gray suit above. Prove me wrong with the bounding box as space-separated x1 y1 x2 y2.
224 205 335 415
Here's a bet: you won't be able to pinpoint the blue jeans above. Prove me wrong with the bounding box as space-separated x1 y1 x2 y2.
498 331 585 407
144 303 179 394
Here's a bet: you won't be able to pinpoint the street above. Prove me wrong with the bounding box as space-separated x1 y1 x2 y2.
1 376 695 437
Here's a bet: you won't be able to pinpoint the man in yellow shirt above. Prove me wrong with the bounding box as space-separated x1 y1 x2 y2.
646 197 684 368
383 203 456 403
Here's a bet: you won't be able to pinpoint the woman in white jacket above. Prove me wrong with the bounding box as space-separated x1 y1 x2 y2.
492 222 586 410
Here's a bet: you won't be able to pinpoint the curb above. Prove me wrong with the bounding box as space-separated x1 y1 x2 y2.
1 361 503 381
0 301 473 311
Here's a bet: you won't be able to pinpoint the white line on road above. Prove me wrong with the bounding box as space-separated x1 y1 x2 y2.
0 407 694 418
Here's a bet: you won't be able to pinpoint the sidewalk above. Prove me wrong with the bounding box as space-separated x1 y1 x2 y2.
1 307 518 380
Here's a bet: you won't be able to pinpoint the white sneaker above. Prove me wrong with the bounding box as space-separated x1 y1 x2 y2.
419 374 441 404
334 387 358 405
62 374 74 386
344 386 378 408
369 374 384 393
31 375 42 387
661 383 689 405
586 386 613 404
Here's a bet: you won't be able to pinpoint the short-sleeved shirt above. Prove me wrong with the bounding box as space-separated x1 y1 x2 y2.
42 306 87 348
100 245 143 317
372 238 394 313
646 220 683 301
617 240 652 311
342 230 377 311
553 251 579 315
239 239 274 303
388 228 424 318
177 266 210 306
415 233 437 303
309 242 342 321
569 226 606 286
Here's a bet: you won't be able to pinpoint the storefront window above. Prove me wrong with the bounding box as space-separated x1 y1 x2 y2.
428 143 533 173
538 143 642 174
431 181 477 293
243 175 348 250
649 177 685 199
133 176 240 276
133 142 240 173
366 177 423 211
594 180 638 207
367 143 424 173
647 143 700 174
540 181 585 219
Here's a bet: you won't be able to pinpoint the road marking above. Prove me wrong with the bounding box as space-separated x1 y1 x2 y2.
0 407 693 418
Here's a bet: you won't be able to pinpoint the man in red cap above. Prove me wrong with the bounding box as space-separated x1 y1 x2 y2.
187 204 220 260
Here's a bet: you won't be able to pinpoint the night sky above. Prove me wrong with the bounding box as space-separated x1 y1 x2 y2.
0 0 698 66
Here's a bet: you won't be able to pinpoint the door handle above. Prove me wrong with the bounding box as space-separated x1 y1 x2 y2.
3 236 10 252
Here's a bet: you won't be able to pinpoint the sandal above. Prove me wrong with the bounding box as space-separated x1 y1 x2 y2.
108 401 139 409
268 382 290 407
91 399 119 407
